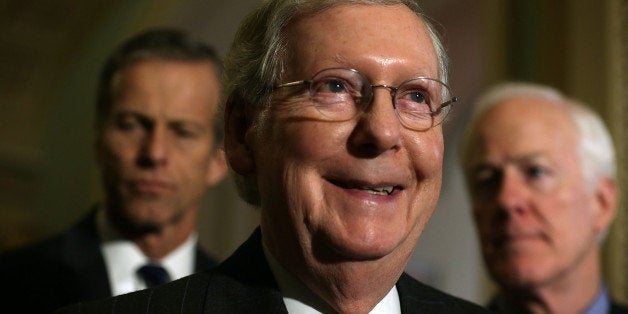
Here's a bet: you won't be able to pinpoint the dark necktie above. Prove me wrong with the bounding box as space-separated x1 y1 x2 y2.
137 264 171 288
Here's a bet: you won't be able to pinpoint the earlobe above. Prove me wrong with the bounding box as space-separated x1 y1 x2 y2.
592 177 618 234
224 97 255 175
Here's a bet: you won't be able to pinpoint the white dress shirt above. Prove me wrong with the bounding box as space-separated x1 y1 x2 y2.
262 243 401 314
97 208 197 296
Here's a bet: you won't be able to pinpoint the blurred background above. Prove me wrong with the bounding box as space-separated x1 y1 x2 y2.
0 0 626 305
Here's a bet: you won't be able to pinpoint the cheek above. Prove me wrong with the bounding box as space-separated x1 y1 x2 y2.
408 129 444 178
179 155 209 184
99 140 130 173
256 120 347 170
100 132 139 162
471 205 500 246
552 191 598 241
289 122 347 159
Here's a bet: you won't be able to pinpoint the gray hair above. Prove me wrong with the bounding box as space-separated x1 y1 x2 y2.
223 0 451 206
459 82 617 191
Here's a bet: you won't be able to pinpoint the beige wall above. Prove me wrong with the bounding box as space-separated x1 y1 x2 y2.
602 0 627 304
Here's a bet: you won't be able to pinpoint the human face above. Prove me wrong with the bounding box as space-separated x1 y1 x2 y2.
236 4 444 267
466 98 610 289
97 60 226 234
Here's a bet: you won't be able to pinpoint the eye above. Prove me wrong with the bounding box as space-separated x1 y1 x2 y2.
310 76 362 109
408 91 428 104
171 123 202 139
524 165 548 179
519 161 560 193
326 79 347 93
114 113 149 131
473 166 502 193
396 82 433 114
174 127 195 138
314 77 354 95
522 163 554 180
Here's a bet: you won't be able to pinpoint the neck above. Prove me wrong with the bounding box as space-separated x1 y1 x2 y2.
131 227 194 260
106 207 198 260
309 258 405 314
501 248 603 314
263 228 415 314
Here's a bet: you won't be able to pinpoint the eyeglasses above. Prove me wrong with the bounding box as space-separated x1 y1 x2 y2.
272 67 457 131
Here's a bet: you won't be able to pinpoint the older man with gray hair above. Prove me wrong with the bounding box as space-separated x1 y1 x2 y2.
460 82 628 314
56 0 491 313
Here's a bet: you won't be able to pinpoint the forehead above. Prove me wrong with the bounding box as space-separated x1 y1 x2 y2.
285 3 438 78
472 97 579 162
115 59 219 90
111 60 221 118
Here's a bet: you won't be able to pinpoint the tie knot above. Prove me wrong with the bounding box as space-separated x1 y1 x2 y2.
137 264 171 288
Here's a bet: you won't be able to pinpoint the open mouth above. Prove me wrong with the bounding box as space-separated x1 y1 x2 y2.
329 179 401 196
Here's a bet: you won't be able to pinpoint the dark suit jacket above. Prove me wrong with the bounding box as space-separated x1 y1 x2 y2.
611 303 628 314
0 210 216 314
56 228 490 313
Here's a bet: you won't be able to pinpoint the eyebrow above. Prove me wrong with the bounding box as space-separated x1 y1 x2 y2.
472 152 548 169
510 153 547 164
114 111 208 128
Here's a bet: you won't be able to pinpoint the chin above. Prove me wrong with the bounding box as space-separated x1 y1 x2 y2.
314 225 410 262
122 203 176 230
491 260 547 289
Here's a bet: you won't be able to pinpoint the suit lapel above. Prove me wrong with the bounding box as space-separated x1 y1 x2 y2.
61 209 112 299
194 245 217 272
204 228 288 313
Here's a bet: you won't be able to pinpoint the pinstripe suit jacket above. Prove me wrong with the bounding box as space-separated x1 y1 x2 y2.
0 210 216 313
56 228 490 314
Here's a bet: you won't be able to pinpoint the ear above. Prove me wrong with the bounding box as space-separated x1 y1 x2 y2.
223 96 256 175
205 148 228 186
592 177 618 235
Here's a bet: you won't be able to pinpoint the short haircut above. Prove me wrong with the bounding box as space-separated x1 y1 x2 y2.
223 0 451 206
459 82 617 191
96 28 223 142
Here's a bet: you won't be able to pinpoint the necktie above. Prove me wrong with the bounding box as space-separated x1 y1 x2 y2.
137 264 171 288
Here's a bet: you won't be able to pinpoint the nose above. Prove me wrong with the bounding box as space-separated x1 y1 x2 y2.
496 169 528 216
139 126 169 167
349 88 401 157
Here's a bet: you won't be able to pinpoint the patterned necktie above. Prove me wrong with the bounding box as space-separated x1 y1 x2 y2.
137 264 171 288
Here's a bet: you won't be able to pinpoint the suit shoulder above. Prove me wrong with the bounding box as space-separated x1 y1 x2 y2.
0 213 96 267
612 300 628 314
0 230 72 273
55 271 213 313
397 273 491 313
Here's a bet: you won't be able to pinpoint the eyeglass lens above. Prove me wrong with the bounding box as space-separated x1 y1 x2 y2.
307 68 452 130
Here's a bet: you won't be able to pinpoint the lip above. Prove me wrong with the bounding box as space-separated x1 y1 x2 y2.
493 231 545 249
327 177 404 197
130 179 174 194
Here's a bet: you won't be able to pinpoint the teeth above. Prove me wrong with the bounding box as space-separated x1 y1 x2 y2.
358 186 394 195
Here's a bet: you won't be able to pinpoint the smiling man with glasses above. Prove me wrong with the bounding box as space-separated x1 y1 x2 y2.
56 1 488 313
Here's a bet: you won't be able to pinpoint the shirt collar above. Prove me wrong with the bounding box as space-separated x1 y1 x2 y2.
96 207 197 296
582 285 610 314
493 285 610 314
262 242 401 314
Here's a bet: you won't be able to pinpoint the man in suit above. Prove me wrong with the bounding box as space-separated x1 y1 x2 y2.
0 28 227 313
459 82 628 313
57 1 490 313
